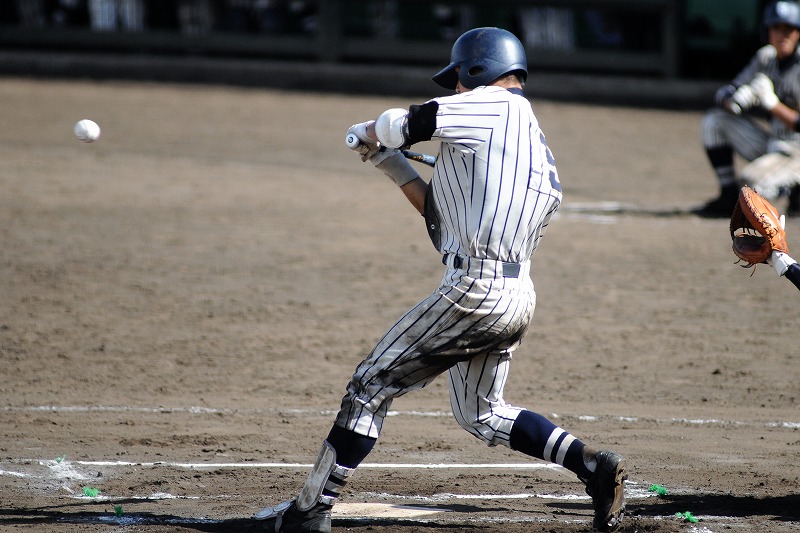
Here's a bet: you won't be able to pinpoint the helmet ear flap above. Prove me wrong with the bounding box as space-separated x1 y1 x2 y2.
458 64 489 89
432 62 460 90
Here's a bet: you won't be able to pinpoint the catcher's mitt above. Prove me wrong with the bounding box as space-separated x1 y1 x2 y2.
730 186 789 267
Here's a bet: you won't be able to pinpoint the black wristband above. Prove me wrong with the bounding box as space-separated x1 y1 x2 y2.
407 102 439 144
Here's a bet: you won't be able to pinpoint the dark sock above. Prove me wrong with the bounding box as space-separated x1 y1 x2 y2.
789 186 800 211
706 145 734 170
509 410 593 479
720 182 739 198
705 146 737 191
325 424 376 469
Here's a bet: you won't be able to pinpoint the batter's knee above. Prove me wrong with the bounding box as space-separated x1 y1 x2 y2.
455 416 492 444
454 412 516 448
701 108 730 148
332 381 392 439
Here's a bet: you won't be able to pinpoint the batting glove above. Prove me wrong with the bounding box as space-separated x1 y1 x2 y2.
346 122 419 186
750 73 779 111
729 84 759 115
714 84 736 108
353 141 380 162
347 121 381 161
369 148 419 187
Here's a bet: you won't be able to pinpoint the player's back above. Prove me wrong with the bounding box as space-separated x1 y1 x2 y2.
429 86 562 264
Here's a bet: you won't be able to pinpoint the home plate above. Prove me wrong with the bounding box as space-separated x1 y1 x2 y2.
334 502 450 518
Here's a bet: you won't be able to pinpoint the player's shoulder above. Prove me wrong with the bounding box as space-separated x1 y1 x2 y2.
432 87 491 106
754 44 778 64
433 86 522 106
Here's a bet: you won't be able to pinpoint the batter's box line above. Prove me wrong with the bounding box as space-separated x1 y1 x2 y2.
26 459 566 470
5 405 799 430
356 482 656 504
9 459 652 499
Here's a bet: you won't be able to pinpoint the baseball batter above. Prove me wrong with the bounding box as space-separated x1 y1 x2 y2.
696 0 800 218
255 27 627 533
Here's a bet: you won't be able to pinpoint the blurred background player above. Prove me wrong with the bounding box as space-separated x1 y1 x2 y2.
87 0 145 31
695 0 800 218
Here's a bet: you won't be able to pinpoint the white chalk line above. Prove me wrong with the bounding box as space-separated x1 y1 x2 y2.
0 458 566 484
4 404 799 429
2 405 792 531
0 469 29 478
0 459 733 531
50 512 735 530
359 490 591 502
2 458 642 498
2 459 658 506
71 460 564 470
362 483 659 503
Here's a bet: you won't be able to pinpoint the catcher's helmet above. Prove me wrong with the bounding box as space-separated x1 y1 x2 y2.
432 27 527 90
763 0 800 29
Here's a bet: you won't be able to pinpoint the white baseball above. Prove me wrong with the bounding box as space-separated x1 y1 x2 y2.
74 119 101 143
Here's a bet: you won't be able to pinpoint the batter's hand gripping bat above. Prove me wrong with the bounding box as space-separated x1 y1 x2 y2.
345 130 436 168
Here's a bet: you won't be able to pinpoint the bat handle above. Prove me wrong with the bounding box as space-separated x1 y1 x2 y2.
345 132 362 150
345 121 378 150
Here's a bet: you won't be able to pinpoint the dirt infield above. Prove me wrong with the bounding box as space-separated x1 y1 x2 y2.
1 77 799 532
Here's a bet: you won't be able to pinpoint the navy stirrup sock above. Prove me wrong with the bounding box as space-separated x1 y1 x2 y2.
325 424 376 469
509 410 592 479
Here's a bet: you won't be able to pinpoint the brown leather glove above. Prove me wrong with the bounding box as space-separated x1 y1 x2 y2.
730 186 789 266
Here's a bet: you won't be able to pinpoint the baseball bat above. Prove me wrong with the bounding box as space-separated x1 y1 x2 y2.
345 121 378 149
401 150 437 167
345 132 437 167
345 131 363 150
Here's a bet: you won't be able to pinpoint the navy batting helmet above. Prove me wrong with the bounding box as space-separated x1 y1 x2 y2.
432 27 528 90
763 0 800 29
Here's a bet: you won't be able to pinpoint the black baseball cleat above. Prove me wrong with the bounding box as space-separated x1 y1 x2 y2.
691 193 738 218
254 500 332 533
583 451 627 532
787 186 800 217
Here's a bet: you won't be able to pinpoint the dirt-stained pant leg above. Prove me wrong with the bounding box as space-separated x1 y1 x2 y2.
335 272 535 440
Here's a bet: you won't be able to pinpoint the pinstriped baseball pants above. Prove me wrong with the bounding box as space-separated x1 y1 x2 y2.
335 266 534 447
701 108 769 160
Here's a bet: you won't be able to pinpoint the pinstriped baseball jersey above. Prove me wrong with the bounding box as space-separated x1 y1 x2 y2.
429 85 562 265
335 86 565 445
